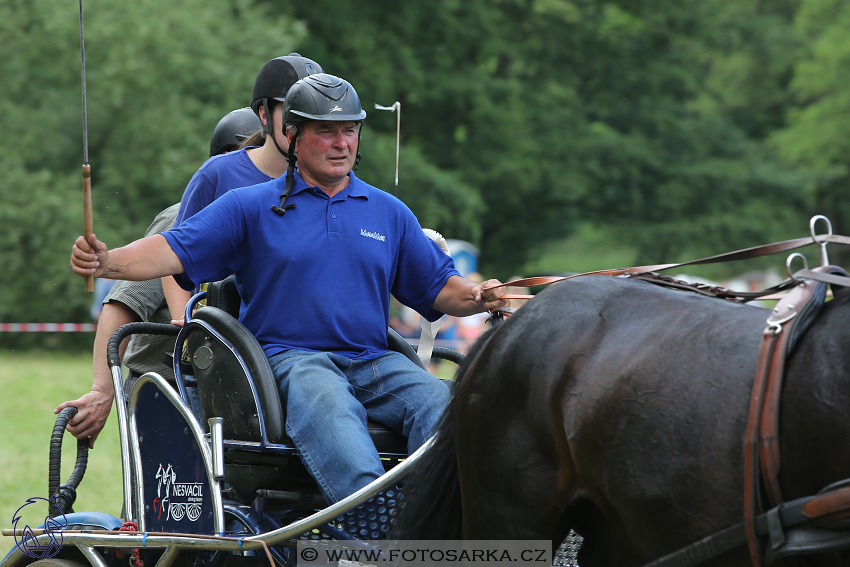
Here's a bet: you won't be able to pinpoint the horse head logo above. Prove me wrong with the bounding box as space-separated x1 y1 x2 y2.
155 463 177 520
156 463 176 499
11 496 65 559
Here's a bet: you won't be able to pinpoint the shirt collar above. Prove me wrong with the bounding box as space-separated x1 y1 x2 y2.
287 169 370 200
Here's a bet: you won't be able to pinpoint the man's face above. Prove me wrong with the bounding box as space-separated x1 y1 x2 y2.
291 121 360 189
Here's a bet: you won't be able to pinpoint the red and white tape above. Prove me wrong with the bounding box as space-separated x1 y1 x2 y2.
0 323 96 332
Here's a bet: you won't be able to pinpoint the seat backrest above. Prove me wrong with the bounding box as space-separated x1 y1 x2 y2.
206 274 241 317
184 306 285 443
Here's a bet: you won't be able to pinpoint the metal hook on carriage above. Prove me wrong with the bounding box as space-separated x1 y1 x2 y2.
785 252 808 281
809 214 833 268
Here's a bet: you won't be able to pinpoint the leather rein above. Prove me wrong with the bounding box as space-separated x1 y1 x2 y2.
483 231 850 301
481 218 850 566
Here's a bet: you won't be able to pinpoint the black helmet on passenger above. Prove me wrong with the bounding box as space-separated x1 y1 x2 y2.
208 107 263 157
250 53 323 160
250 53 324 115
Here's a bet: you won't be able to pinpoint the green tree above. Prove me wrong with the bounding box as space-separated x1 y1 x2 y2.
1 0 837 339
770 0 850 265
0 0 304 332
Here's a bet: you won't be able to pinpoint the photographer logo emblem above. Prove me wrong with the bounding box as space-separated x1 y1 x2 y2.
12 496 66 559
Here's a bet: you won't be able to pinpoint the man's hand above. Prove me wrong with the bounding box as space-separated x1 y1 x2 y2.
55 388 114 449
473 279 510 312
433 275 511 316
70 234 108 278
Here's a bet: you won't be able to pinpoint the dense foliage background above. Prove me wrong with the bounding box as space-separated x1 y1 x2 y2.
3 0 850 347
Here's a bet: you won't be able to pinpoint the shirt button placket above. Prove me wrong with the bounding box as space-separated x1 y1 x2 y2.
329 202 341 237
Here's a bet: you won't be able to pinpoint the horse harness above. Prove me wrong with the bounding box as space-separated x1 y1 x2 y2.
742 264 850 566
483 219 850 566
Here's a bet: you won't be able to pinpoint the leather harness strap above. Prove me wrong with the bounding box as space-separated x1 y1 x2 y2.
743 284 809 567
743 266 850 566
743 329 778 567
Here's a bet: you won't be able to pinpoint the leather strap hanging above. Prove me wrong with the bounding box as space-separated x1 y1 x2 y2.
742 265 845 566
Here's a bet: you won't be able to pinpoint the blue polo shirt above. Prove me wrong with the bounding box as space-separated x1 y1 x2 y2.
163 171 459 359
173 148 269 227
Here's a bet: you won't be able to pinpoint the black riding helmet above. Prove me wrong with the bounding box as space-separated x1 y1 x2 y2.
282 73 367 124
208 107 263 157
271 74 366 217
250 53 323 159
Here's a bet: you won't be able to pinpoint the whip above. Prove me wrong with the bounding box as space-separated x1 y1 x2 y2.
79 0 94 292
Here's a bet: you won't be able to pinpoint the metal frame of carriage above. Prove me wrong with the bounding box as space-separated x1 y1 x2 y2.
1 278 470 567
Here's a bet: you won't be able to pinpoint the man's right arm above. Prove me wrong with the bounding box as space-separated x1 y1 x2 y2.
71 233 185 281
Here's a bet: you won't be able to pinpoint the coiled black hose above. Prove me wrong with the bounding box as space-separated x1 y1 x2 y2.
48 407 88 517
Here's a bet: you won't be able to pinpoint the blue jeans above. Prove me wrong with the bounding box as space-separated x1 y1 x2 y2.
269 349 451 504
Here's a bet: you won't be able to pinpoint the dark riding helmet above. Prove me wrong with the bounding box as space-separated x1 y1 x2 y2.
250 53 324 116
208 107 263 157
250 54 323 160
282 73 367 125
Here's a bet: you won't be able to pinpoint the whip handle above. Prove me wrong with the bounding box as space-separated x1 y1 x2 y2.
82 164 94 292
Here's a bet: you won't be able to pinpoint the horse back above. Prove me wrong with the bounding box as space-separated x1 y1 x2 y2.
455 275 771 561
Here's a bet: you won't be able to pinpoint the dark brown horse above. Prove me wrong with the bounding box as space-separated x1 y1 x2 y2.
395 274 850 566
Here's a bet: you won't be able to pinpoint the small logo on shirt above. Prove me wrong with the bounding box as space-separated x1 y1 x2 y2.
360 229 386 242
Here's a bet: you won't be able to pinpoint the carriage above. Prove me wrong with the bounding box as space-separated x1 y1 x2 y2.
0 274 509 567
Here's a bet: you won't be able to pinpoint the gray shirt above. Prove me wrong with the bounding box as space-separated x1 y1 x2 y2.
103 204 179 381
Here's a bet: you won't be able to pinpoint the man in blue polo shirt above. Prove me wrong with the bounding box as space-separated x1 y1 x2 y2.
70 74 510 505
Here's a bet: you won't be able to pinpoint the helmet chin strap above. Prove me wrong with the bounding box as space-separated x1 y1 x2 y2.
352 127 363 171
271 132 299 216
262 99 290 160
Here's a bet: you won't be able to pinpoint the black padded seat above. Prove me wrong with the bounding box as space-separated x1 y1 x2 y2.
187 306 285 443
206 274 241 318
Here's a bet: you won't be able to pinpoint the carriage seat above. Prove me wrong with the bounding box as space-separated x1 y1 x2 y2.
186 276 414 455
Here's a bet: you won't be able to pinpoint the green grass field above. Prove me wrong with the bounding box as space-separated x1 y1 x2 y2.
0 351 123 560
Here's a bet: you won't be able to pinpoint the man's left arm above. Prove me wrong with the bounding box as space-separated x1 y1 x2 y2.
432 275 510 317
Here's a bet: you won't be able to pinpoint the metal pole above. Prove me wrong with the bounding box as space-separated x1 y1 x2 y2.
375 102 401 191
